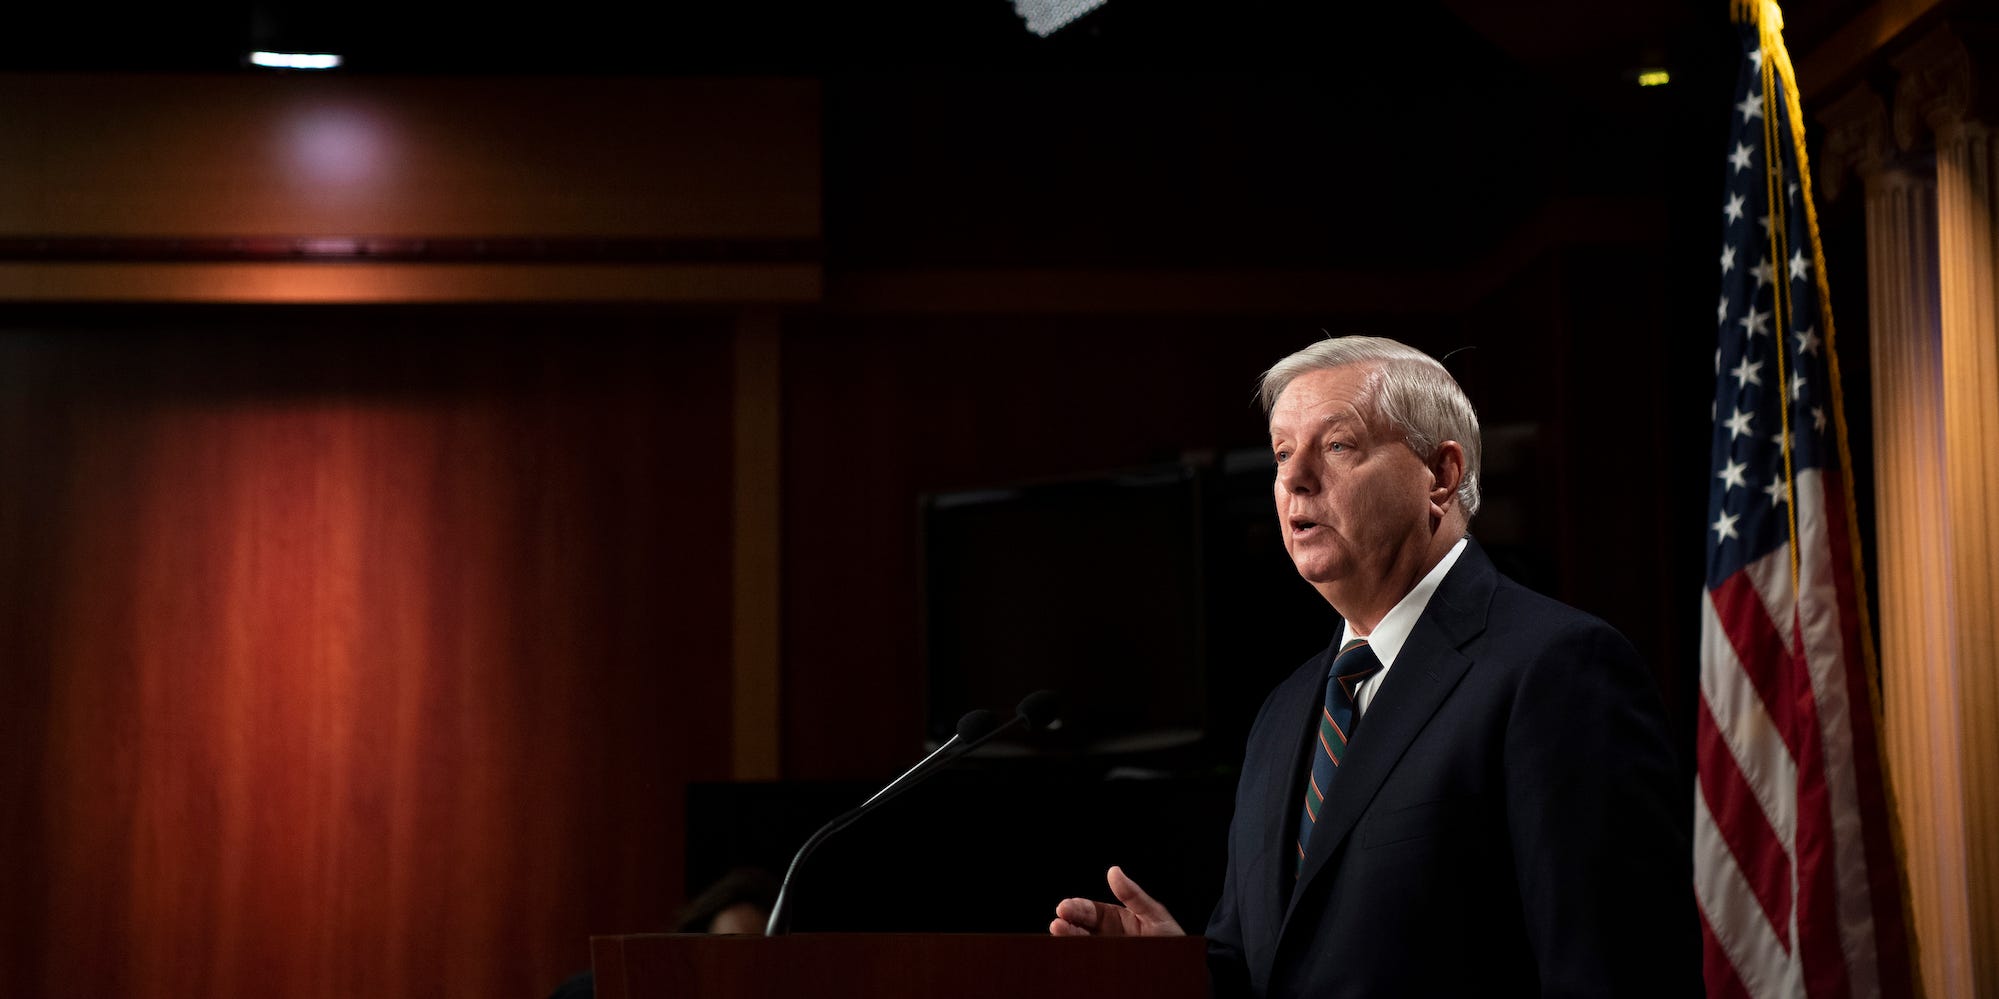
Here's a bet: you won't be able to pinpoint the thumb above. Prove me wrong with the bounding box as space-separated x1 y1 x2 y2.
1106 866 1172 923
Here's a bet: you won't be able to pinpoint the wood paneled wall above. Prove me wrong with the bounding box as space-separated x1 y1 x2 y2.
0 74 822 304
0 75 818 238
0 312 735 998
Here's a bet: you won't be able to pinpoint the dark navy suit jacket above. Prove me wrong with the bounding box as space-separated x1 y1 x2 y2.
1204 540 1699 998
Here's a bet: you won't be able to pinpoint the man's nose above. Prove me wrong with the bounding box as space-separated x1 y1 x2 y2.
1278 456 1316 493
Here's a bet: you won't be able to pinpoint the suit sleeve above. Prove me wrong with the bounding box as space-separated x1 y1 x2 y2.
1205 669 1306 999
1503 621 1701 998
1203 822 1251 999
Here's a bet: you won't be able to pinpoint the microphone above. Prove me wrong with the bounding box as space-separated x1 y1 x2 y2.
878 690 1062 794
857 708 999 812
763 692 1063 935
1014 689 1061 732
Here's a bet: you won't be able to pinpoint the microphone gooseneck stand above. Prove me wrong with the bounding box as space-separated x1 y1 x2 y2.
763 691 1061 936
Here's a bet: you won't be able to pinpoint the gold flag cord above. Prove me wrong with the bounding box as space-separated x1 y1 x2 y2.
1749 0 1882 681
1735 0 1871 683
1758 18 1804 606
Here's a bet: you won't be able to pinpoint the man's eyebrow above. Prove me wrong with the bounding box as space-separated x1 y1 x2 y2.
1271 410 1360 438
1287 412 1360 430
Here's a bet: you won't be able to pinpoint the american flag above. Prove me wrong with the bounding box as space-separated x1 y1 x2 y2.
1696 11 1912 998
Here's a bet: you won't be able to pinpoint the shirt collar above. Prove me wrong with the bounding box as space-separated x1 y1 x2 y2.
1340 536 1468 669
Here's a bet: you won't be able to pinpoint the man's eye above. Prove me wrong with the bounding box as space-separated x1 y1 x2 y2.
1273 450 1290 464
1328 442 1348 453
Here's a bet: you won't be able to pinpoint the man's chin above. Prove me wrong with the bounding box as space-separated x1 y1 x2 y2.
1290 561 1346 587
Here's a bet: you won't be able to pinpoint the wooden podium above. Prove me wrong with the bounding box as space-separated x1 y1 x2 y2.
590 933 1209 999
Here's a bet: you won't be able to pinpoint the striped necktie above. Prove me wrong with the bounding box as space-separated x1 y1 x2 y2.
1296 638 1382 875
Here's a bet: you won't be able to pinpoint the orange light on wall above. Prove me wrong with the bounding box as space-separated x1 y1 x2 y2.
1 319 739 999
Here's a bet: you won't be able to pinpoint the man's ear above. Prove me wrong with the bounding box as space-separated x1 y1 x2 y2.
1428 441 1466 515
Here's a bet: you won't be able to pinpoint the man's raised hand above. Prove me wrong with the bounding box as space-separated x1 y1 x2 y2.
1048 866 1186 937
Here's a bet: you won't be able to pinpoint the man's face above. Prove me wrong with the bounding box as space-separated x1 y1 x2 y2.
1268 365 1438 591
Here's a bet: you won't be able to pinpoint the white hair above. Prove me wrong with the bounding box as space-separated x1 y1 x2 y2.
1257 336 1482 520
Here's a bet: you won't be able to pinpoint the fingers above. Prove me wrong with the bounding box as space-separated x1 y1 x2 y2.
1106 866 1166 921
1051 868 1185 939
1052 897 1106 933
1106 866 1185 935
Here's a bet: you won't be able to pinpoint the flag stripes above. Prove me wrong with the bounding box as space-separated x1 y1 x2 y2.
1698 7 1910 993
1696 695 1791 934
1697 787 1797 997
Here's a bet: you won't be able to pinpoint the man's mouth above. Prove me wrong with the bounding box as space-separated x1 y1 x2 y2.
1290 518 1320 535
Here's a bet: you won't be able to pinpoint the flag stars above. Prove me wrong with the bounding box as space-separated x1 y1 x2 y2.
1717 458 1750 491
1739 307 1771 338
1713 508 1742 545
1710 70 1844 553
1751 257 1775 289
1748 47 1764 70
1725 407 1755 440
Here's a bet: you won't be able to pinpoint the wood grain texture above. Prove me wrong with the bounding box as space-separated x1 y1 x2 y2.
0 310 735 999
592 933 1209 999
0 75 819 238
731 311 782 780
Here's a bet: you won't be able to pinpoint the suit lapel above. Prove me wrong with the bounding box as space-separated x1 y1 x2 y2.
1248 643 1334 939
1280 541 1497 932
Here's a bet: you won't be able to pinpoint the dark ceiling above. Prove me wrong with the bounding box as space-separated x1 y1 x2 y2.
3 0 1712 79
8 0 1893 272
0 0 1882 94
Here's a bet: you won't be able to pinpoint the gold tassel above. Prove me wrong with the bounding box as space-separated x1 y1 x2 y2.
1730 0 1786 29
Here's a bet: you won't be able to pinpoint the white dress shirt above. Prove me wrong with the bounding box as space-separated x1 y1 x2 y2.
1338 537 1469 714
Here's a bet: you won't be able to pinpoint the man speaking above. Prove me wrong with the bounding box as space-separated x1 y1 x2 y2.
1050 337 1697 998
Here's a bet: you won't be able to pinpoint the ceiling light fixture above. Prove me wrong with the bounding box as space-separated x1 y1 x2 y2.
249 51 343 70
